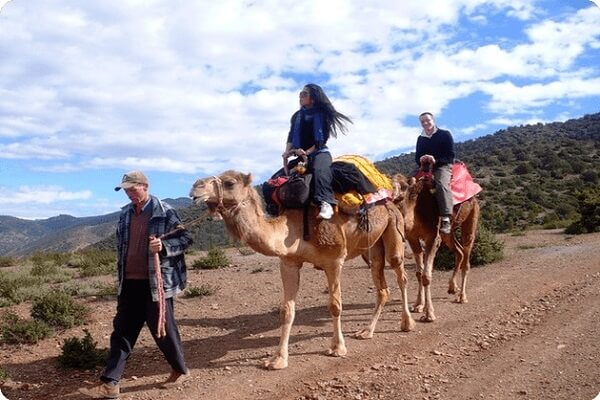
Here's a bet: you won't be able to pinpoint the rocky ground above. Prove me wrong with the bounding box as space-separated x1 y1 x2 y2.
1 229 599 400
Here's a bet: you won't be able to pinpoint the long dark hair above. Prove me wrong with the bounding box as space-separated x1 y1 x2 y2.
304 83 353 138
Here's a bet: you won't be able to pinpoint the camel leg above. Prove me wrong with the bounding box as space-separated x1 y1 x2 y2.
323 260 347 357
265 260 301 370
446 235 464 296
387 240 416 332
355 241 389 339
421 235 441 322
457 217 478 304
408 239 425 313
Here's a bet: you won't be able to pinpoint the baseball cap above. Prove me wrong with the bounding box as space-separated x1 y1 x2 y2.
114 170 149 191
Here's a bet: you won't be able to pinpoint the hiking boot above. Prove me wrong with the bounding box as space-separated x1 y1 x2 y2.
318 201 334 220
79 382 120 399
440 218 452 235
160 369 190 389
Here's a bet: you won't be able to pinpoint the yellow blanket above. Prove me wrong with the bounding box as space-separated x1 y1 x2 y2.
333 155 392 209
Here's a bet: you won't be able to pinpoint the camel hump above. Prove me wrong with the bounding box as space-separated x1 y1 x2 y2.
451 162 482 204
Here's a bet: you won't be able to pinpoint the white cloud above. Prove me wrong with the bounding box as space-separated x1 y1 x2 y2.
0 186 92 205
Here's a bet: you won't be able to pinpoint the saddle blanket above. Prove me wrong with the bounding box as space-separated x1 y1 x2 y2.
451 162 482 204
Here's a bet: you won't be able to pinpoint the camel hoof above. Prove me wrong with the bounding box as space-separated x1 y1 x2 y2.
264 356 288 370
401 317 416 332
354 329 374 340
326 345 347 357
419 314 436 323
448 286 457 295
411 305 424 313
455 296 468 304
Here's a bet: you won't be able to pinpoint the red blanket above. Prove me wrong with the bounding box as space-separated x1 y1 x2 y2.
451 162 482 204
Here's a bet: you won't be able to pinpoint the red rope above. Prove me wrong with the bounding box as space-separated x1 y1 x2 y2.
154 251 167 338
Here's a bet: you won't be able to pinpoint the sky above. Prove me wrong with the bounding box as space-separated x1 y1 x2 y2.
0 0 599 220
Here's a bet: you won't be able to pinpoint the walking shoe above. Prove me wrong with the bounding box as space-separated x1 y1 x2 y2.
160 369 190 389
440 218 452 234
318 201 334 220
79 382 120 399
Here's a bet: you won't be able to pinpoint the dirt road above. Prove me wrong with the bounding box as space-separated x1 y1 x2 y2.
1 229 599 400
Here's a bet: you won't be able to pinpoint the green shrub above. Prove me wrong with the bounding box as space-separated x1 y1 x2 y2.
184 284 216 298
30 252 71 268
30 291 89 329
434 224 504 270
30 261 60 277
76 250 117 277
0 257 16 268
192 247 230 270
0 273 26 307
0 366 9 381
565 220 586 234
0 312 53 344
57 330 106 369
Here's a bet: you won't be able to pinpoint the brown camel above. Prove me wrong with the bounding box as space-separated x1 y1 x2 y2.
391 172 480 322
190 170 415 370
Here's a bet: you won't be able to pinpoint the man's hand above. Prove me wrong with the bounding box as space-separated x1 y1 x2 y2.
149 236 163 254
419 154 436 165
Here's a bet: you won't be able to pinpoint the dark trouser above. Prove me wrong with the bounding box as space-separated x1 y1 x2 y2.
309 151 337 205
101 279 187 383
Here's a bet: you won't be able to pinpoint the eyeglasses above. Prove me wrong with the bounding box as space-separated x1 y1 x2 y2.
299 91 309 97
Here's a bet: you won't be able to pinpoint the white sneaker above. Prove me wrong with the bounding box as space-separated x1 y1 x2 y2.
318 201 334 219
440 218 451 234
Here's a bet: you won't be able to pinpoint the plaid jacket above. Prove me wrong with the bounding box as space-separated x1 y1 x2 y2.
116 195 193 301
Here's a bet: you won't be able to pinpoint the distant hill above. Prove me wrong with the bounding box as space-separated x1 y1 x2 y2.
1 112 598 258
0 198 191 257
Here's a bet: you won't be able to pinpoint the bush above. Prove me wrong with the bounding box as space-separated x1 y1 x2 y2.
565 186 600 234
0 366 9 381
76 250 117 277
434 224 504 270
0 312 52 344
30 291 89 329
57 330 106 369
30 252 71 268
30 261 60 277
192 247 230 270
0 257 16 268
184 284 216 298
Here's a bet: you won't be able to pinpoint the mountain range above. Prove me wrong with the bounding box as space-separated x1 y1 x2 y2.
1 112 598 257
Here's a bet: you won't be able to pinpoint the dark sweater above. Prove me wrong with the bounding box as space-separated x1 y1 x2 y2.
415 128 455 168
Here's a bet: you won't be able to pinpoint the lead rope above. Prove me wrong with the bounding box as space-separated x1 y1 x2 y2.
154 250 167 338
153 226 187 338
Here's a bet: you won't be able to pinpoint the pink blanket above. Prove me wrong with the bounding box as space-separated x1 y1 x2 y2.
451 162 482 205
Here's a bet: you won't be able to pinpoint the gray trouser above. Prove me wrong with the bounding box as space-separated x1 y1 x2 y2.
434 164 453 216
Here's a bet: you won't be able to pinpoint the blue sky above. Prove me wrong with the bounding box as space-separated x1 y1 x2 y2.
1 0 599 219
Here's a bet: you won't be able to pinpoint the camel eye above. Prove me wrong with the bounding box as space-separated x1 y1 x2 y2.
223 180 236 189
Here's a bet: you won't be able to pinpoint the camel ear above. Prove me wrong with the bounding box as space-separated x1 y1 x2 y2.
243 173 253 186
408 177 416 185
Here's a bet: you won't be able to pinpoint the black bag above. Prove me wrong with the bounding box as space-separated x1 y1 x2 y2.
277 173 313 209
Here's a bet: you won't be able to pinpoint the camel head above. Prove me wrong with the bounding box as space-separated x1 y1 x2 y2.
389 173 412 205
190 170 254 216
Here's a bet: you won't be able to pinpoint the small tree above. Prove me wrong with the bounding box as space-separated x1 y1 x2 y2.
31 291 89 329
192 247 230 270
434 224 504 270
0 312 52 345
58 330 106 369
565 186 600 234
